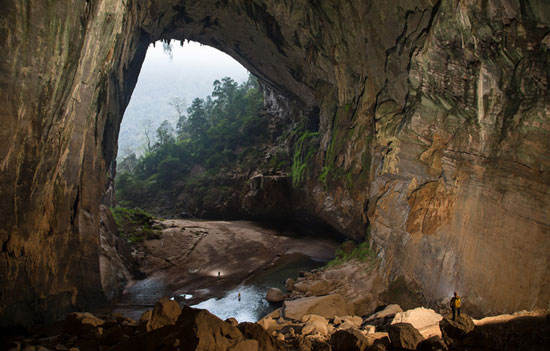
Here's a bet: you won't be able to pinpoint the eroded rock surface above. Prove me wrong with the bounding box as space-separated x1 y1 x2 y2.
1 0 550 326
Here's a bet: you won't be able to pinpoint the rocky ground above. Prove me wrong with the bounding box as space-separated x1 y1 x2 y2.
2 294 548 351
106 219 338 319
4 219 549 350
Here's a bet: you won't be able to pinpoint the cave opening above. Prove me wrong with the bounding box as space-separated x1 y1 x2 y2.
107 39 345 322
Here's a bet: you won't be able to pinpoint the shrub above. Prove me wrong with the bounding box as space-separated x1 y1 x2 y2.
325 241 376 268
110 207 161 244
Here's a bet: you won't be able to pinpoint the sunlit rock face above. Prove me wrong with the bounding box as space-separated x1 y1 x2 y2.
1 0 549 325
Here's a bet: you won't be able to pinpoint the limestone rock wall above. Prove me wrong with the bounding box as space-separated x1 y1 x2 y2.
1 0 549 325
0 0 148 326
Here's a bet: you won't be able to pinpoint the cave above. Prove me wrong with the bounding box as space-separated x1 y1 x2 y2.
1 0 550 330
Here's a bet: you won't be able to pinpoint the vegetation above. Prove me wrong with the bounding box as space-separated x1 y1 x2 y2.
116 74 285 210
291 131 319 187
110 207 161 243
325 240 376 268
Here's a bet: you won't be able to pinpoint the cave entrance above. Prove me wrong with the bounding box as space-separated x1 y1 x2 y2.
114 39 292 219
108 40 342 322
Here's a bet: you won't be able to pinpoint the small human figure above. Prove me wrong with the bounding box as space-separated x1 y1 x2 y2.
238 292 241 301
450 291 461 321
217 271 220 278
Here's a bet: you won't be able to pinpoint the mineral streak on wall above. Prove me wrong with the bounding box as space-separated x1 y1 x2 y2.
1 0 549 326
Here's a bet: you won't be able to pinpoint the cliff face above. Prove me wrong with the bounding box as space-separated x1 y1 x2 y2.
1 0 549 326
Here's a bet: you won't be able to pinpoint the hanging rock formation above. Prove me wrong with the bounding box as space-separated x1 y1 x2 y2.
1 0 549 326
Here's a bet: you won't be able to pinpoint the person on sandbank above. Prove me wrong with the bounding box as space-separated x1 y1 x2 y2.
450 291 461 321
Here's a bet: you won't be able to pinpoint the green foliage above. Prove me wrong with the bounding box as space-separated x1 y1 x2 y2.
325 241 376 268
110 207 161 243
291 131 319 187
116 74 272 209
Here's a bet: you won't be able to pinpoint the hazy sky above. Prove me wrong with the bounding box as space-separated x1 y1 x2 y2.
144 40 249 75
118 40 250 158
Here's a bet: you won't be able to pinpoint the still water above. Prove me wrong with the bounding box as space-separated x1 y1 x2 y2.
192 253 327 322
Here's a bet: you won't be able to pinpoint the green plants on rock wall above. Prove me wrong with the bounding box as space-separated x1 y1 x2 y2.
291 131 319 187
318 105 372 190
325 240 376 268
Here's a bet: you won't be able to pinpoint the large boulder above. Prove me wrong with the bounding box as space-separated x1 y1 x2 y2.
266 288 286 302
285 278 295 291
367 305 403 321
391 307 443 338
112 306 244 351
439 315 475 343
387 323 424 350
283 294 350 320
417 335 448 351
63 312 105 335
146 298 182 331
329 329 370 351
238 322 285 351
301 314 329 336
334 315 363 329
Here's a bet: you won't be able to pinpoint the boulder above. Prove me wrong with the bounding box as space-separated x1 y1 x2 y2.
238 322 285 351
365 332 390 347
257 316 278 332
301 315 329 336
285 278 295 291
226 317 239 327
387 323 424 350
283 294 350 320
364 325 376 334
146 298 182 332
329 329 370 351
63 312 105 335
391 307 443 338
266 288 286 302
438 315 475 345
334 315 363 328
293 279 334 295
231 339 259 351
367 305 403 321
139 310 152 323
112 307 247 351
417 335 448 351
100 324 130 346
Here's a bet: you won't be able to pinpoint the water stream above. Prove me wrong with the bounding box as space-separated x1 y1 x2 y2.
192 253 327 322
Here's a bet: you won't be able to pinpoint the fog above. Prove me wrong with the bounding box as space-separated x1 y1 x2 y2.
118 41 249 159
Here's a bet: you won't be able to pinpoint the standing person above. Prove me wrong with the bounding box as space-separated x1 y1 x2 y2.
450 292 461 321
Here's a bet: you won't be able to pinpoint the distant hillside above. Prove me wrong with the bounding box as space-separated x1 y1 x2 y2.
118 41 249 160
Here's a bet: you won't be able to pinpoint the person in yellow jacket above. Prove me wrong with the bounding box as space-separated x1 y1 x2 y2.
450 291 461 320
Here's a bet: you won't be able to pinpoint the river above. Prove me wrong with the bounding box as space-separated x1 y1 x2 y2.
112 219 339 322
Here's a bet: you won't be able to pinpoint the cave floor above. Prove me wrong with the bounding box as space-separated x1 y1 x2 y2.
112 219 339 320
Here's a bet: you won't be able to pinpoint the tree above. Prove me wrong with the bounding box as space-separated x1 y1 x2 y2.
141 119 156 154
170 97 188 137
156 120 175 147
118 153 138 173
186 98 209 149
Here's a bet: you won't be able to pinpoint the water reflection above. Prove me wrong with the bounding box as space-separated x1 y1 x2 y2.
191 253 328 322
192 285 272 322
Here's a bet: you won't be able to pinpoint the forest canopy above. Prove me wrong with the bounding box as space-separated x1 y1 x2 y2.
116 74 273 209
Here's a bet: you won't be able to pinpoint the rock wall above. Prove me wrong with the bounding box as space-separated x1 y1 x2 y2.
1 0 549 325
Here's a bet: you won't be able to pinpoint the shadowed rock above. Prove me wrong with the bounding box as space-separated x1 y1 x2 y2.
439 315 475 346
387 323 424 350
329 328 370 351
